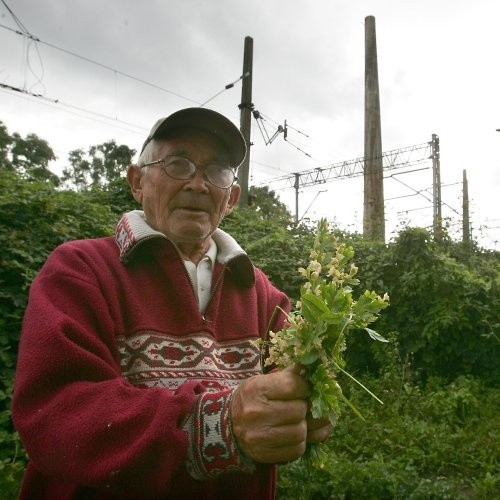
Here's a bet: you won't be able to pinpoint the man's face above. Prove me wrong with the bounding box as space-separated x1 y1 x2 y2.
128 129 240 247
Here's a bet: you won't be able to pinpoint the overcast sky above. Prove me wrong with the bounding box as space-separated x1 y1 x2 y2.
1 0 499 249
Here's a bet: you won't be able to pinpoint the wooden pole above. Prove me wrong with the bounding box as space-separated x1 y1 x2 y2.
363 16 385 242
238 36 253 207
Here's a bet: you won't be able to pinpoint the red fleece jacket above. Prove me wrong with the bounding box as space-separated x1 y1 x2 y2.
12 215 289 499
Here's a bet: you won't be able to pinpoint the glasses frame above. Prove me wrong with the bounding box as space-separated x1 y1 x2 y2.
141 155 238 189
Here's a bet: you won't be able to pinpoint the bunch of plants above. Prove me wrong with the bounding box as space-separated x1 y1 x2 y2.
262 218 389 465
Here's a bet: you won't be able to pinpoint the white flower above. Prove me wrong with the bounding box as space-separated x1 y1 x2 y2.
308 260 321 273
298 267 308 277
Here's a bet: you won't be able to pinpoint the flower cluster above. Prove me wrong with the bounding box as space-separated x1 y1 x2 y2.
265 219 389 466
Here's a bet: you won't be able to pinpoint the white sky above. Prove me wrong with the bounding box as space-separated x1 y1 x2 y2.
1 0 499 249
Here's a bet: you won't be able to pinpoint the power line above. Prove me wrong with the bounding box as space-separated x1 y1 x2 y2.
0 83 148 135
0 0 28 33
0 21 201 105
0 3 242 138
200 72 250 107
1 7 345 168
390 175 433 204
396 205 433 214
0 16 249 125
0 2 46 94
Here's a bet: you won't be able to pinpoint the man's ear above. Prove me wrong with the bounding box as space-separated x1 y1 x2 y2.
127 165 143 203
225 183 241 216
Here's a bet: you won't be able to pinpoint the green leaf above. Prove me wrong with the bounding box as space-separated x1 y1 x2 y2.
299 350 319 365
365 327 389 343
301 293 331 322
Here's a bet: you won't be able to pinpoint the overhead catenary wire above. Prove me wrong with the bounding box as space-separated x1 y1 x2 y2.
0 0 28 33
251 109 312 150
0 13 250 117
200 72 250 107
0 1 46 94
0 2 247 139
1 5 309 172
0 82 149 135
0 21 201 105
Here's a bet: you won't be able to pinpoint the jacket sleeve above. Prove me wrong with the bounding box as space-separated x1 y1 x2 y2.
11 244 251 496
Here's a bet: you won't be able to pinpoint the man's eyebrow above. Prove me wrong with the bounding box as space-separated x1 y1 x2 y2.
168 149 190 157
168 149 232 164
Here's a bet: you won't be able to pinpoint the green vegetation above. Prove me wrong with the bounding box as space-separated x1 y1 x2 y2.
277 374 499 499
0 121 498 498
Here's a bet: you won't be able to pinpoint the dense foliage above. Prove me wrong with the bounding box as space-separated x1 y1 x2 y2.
0 171 117 495
277 367 499 498
344 229 499 383
0 122 498 498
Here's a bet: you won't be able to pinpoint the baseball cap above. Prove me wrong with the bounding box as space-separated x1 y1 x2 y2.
140 108 247 168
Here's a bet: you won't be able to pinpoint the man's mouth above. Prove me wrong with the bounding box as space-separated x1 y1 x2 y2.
172 195 212 213
177 206 208 213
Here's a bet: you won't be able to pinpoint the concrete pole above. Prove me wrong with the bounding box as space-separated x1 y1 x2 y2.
462 169 470 248
363 16 385 242
431 134 442 240
238 36 253 207
294 173 300 222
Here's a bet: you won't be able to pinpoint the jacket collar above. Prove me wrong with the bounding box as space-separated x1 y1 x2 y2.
115 210 255 286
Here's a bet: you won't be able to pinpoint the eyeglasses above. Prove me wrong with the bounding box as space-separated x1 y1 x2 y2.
141 155 237 189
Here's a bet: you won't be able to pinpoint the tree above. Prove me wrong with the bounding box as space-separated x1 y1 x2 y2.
62 140 135 190
0 121 13 170
0 123 58 184
247 185 295 225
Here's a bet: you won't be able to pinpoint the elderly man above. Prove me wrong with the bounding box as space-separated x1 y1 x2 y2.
12 108 332 499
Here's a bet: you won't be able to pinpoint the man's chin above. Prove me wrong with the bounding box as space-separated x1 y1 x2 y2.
165 223 213 245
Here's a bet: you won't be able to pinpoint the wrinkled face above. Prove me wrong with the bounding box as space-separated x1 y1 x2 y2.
128 129 240 246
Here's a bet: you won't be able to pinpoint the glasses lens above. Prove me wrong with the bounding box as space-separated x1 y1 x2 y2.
164 157 194 179
205 164 235 188
162 156 235 188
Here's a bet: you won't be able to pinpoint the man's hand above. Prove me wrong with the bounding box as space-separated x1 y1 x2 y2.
231 365 332 464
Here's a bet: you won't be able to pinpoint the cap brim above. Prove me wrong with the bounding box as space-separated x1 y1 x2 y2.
141 108 247 168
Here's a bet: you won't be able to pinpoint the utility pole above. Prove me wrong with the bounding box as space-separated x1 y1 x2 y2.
238 36 253 207
431 133 442 240
363 15 385 242
294 173 300 221
462 169 470 248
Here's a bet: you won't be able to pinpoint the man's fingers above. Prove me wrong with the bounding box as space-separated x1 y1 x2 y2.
306 415 334 443
260 369 309 401
231 372 311 463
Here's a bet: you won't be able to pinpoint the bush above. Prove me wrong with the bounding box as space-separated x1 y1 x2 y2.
345 227 500 384
0 170 116 495
277 371 499 499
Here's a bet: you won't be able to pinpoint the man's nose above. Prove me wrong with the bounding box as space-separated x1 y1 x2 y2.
184 167 210 192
